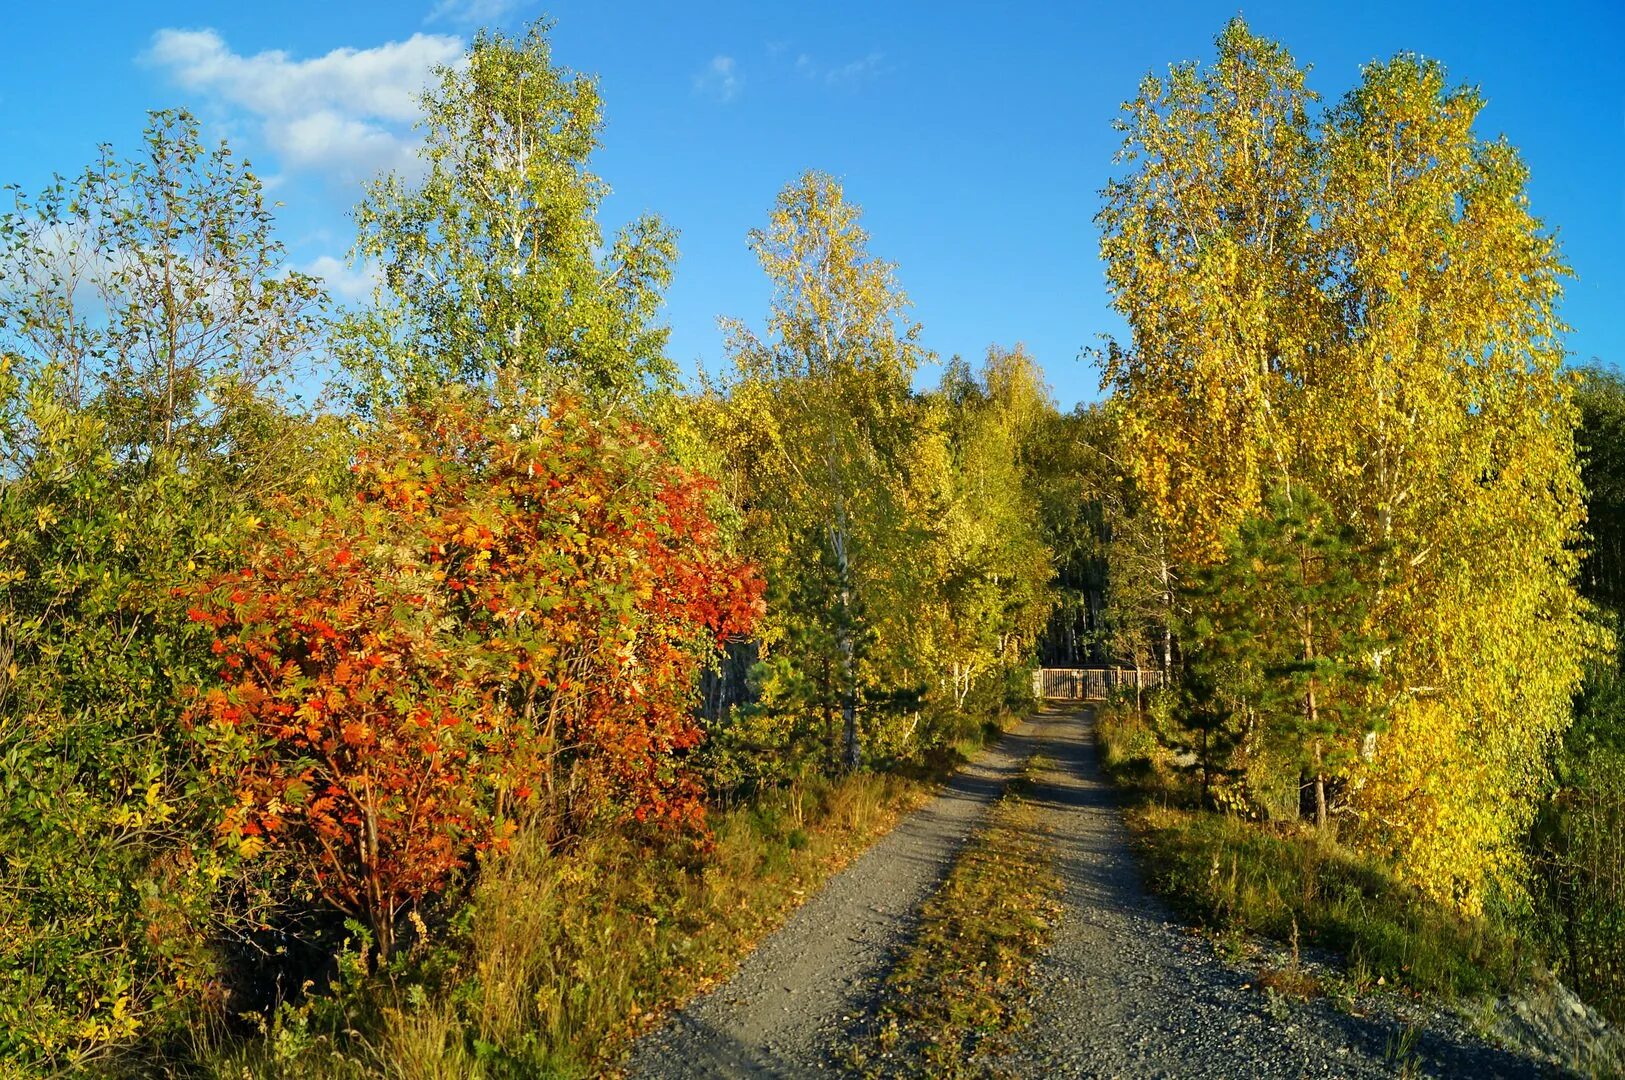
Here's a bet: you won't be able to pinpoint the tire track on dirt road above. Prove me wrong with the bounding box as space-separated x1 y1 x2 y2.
625 719 1050 1077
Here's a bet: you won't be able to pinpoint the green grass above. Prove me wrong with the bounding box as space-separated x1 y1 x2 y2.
209 772 929 1078
1095 704 1534 1002
853 760 1062 1078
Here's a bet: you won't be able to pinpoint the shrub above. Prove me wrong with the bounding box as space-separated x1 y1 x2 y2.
1131 805 1531 999
1095 702 1163 782
187 393 763 957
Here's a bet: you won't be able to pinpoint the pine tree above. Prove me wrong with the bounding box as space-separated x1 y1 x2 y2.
1185 487 1389 826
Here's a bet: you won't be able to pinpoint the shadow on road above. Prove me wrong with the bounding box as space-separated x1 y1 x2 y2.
1008 705 1545 1080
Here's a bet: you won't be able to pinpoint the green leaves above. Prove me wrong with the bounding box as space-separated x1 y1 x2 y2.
341 21 677 414
0 109 325 469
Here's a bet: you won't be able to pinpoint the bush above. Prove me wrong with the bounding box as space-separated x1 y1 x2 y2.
215 771 923 1077
0 400 327 1072
187 393 763 958
1095 702 1163 782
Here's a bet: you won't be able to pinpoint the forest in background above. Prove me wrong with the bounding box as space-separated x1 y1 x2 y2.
0 16 1619 1076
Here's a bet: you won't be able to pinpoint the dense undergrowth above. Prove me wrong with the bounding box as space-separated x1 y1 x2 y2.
854 759 1061 1078
209 716 1012 1078
1095 704 1536 1003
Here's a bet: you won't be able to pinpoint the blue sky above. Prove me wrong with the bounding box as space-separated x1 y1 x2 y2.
2 0 1619 408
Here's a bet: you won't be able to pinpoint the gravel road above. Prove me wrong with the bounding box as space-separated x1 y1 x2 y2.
1004 708 1547 1079
628 707 1551 1078
624 719 1048 1077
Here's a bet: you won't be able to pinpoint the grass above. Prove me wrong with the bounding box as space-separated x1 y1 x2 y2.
209 714 1018 1078
852 758 1062 1078
212 772 927 1078
1094 703 1534 1003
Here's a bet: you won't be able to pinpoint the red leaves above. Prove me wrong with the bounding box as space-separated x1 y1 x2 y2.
184 394 762 950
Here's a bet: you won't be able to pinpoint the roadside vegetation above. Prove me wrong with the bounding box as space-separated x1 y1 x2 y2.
0 23 1054 1075
1097 704 1533 1002
1080 16 1625 1036
215 769 927 1077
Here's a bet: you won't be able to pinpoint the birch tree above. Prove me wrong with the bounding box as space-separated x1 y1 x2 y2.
1316 54 1589 907
342 21 677 411
1101 19 1591 908
722 172 928 769
1098 19 1327 563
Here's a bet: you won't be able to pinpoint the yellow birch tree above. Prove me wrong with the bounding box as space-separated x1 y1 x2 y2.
1100 19 1592 909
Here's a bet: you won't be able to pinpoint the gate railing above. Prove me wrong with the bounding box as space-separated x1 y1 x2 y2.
1033 667 1163 701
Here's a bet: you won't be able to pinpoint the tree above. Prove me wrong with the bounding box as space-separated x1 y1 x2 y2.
719 172 930 770
1317 52 1588 907
930 348 1055 708
0 113 330 1068
1185 488 1388 826
342 21 677 412
1101 20 1590 908
1 109 324 464
1532 366 1625 1020
1098 20 1326 564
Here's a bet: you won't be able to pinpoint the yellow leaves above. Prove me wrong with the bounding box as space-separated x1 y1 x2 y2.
76 995 140 1044
108 782 177 831
1108 22 1587 914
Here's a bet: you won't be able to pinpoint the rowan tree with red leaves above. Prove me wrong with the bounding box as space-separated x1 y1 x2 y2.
188 393 762 955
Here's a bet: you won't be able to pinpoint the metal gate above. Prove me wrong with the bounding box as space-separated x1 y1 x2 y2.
1033 667 1162 701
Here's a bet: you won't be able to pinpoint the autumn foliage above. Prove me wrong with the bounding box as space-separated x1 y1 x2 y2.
187 394 762 951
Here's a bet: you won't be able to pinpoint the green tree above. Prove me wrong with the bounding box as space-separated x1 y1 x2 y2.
1530 366 1625 1020
1 109 324 463
342 20 677 412
1185 488 1388 826
0 112 331 1070
930 348 1055 708
1576 368 1625 620
718 172 930 769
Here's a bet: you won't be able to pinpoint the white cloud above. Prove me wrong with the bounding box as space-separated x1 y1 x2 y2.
267 110 421 180
694 55 742 103
303 254 382 303
143 28 463 184
426 0 522 25
795 50 886 89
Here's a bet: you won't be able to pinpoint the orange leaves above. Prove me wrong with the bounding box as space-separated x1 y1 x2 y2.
184 393 763 950
339 722 374 748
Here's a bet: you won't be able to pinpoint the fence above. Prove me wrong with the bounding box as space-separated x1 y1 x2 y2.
1033 667 1163 701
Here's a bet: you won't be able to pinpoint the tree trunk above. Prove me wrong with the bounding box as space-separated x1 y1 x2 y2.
1300 559 1327 830
831 513 859 771
839 613 858 770
821 655 836 768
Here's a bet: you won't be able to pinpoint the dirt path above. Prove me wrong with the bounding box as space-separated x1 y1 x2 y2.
1005 708 1544 1079
624 720 1048 1077
628 708 1546 1078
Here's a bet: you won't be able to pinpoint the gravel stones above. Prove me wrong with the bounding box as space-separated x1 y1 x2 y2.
628 709 1563 1078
